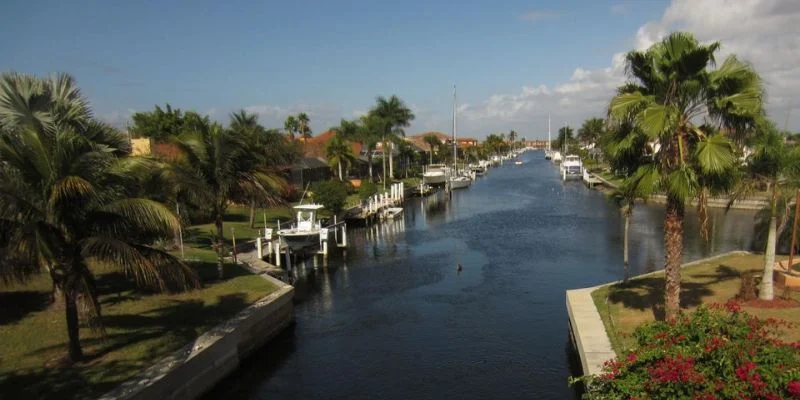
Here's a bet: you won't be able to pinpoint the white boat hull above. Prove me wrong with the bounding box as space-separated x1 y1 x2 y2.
449 177 471 189
277 230 324 251
423 172 447 185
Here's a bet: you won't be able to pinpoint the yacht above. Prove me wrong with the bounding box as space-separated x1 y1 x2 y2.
423 164 449 185
276 204 327 251
552 151 562 163
560 155 583 181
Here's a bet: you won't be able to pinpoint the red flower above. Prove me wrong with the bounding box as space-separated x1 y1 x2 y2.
735 362 756 381
626 353 637 363
788 381 800 398
648 355 705 384
725 300 742 313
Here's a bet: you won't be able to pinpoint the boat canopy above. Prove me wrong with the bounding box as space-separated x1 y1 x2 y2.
293 204 325 210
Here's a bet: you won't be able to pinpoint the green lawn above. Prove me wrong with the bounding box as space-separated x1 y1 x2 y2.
0 251 278 400
591 253 800 355
183 205 294 251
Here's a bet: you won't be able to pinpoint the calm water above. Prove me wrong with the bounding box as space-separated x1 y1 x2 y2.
207 151 756 399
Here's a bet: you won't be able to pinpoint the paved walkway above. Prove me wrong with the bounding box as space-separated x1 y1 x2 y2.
566 287 615 376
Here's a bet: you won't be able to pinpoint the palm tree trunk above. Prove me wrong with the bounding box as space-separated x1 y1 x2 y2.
215 208 225 280
389 142 394 180
249 201 256 228
761 191 778 300
338 162 343 181
368 154 374 182
382 137 387 189
664 195 684 321
429 150 433 165
623 212 630 283
64 287 84 361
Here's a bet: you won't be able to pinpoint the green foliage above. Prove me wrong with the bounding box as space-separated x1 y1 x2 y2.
553 126 575 151
130 103 208 141
357 181 379 200
311 180 348 215
578 118 605 144
574 304 800 399
483 133 509 155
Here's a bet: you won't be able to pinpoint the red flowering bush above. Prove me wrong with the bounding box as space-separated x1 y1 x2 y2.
572 302 800 399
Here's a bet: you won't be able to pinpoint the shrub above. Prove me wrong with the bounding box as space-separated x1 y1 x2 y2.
311 180 348 215
572 302 800 399
357 181 378 200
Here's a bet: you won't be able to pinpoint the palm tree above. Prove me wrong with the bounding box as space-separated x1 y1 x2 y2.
396 140 417 178
326 132 356 180
610 183 642 283
508 130 518 149
423 134 442 164
360 114 385 182
608 32 764 320
0 73 198 362
555 126 574 152
284 115 298 141
168 118 281 279
372 96 415 182
229 110 290 227
733 120 800 300
297 112 312 139
578 117 605 145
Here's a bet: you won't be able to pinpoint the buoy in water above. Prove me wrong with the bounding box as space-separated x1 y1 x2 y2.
457 263 463 272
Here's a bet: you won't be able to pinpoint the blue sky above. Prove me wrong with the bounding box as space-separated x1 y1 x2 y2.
4 0 798 138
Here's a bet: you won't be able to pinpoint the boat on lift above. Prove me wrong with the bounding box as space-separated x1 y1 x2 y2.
276 204 327 251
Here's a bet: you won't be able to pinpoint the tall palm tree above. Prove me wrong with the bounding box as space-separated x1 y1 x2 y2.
229 110 290 227
167 118 281 279
284 115 298 141
297 112 312 139
508 130 518 149
372 96 415 182
578 117 605 145
396 140 417 178
732 121 800 300
608 32 764 320
0 73 198 362
423 134 441 164
359 114 384 182
326 133 356 180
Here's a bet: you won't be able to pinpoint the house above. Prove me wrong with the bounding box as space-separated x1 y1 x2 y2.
456 137 478 148
130 138 151 156
290 157 332 188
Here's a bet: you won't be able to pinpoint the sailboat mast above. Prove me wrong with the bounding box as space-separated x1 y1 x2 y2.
453 85 457 173
547 113 551 151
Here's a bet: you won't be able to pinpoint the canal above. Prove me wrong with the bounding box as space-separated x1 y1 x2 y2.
207 151 757 399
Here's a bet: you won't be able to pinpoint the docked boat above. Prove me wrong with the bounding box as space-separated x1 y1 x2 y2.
423 164 449 185
447 85 472 191
470 164 487 176
560 155 583 181
514 160 523 166
276 204 327 251
552 151 562 164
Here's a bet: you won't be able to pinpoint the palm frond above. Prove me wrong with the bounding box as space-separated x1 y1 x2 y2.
694 134 735 174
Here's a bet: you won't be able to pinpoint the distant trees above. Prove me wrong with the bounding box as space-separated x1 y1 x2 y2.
553 126 574 151
326 132 356 180
484 133 509 155
372 95 415 182
578 117 604 145
284 115 298 140
423 134 442 164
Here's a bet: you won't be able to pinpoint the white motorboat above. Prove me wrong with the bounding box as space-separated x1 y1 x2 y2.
560 154 583 181
552 151 562 163
276 204 327 251
514 160 523 166
423 164 449 185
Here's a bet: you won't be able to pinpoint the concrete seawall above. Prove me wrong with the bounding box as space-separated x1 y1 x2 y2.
100 270 294 400
566 250 751 376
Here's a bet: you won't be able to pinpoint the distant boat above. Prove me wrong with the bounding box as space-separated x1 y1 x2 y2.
277 204 327 251
514 160 523 166
423 164 449 185
552 151 562 163
560 155 583 181
450 175 471 189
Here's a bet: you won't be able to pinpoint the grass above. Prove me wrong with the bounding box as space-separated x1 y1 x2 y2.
0 254 278 400
591 253 800 355
183 205 293 251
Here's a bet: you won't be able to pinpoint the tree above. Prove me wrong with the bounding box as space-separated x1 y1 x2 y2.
396 140 418 178
423 134 442 164
553 126 574 152
297 112 312 139
326 132 356 180
372 95 415 182
0 73 198 362
359 114 385 182
578 117 605 145
284 115 298 141
484 133 508 156
608 32 764 320
733 120 800 300
130 103 185 140
508 130 518 149
167 117 282 279
228 110 291 227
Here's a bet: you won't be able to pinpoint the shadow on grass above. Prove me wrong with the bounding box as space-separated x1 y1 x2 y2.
605 264 742 321
0 291 51 325
1 293 250 400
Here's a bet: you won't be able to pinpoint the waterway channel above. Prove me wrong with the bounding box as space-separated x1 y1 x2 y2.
207 151 758 399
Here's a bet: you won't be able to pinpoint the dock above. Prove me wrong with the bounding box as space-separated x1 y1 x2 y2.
346 182 407 225
582 170 603 188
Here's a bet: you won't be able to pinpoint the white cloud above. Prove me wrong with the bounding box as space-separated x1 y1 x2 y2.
461 0 800 138
520 11 558 22
610 4 627 14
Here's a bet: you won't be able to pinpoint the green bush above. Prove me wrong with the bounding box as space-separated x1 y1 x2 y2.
311 180 348 215
357 181 378 200
572 302 800 399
